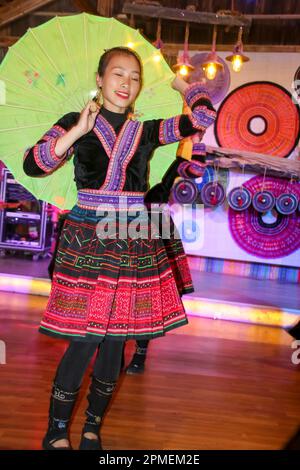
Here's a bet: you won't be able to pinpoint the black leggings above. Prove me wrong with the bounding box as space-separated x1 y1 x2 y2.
54 338 149 390
54 339 124 390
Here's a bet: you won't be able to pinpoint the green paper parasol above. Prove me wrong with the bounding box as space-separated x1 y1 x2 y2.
0 13 182 209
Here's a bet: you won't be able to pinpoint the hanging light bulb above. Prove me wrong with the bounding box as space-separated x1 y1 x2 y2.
205 62 218 80
153 18 164 50
178 64 190 76
152 18 164 62
232 55 243 72
226 27 249 72
172 23 195 76
202 25 224 81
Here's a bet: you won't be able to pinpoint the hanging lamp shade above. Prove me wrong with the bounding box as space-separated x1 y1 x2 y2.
226 27 249 72
202 25 224 80
172 22 194 76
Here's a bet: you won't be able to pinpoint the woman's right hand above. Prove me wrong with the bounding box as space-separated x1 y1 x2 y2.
75 100 100 136
53 101 100 157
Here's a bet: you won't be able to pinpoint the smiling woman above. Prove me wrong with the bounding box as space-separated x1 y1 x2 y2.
22 45 216 451
96 48 143 114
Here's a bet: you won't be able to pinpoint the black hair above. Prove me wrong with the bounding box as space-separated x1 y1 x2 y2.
97 46 143 81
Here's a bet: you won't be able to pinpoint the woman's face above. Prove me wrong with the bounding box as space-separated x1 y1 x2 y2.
96 54 142 113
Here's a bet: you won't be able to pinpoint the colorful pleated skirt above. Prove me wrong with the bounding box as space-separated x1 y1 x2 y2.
39 190 193 341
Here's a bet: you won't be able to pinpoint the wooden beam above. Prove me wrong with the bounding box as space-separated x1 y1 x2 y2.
122 3 252 28
247 14 300 20
0 0 56 27
2 35 300 53
162 43 300 55
123 3 300 25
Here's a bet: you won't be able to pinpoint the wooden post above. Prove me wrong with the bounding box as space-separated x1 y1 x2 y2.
96 0 114 17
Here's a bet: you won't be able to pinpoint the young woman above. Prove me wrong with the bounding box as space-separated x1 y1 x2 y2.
23 46 216 450
47 138 206 375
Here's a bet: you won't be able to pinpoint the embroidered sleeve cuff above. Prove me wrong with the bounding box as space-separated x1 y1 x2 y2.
158 115 183 145
32 139 61 173
188 106 216 131
32 139 73 174
192 143 206 156
178 160 206 178
184 82 211 109
43 125 74 159
30 125 74 173
184 83 217 131
191 143 206 164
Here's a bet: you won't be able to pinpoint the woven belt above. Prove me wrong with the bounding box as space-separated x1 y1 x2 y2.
77 189 145 210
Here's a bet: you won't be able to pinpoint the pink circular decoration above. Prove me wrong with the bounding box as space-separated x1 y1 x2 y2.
229 176 300 258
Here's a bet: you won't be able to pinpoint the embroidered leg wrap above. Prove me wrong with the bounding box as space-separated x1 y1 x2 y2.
131 339 149 365
133 345 148 365
45 383 80 443
83 376 117 435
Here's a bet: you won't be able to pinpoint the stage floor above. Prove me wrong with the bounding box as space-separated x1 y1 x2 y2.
0 253 50 278
0 254 299 327
0 290 299 450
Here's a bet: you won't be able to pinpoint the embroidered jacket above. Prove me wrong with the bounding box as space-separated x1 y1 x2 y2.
23 83 216 193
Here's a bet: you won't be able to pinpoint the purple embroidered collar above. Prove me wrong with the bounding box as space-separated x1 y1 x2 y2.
93 113 144 191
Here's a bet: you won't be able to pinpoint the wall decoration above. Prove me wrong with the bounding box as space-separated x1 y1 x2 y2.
172 178 198 204
229 175 300 258
252 190 276 212
201 181 226 207
215 81 300 158
227 187 252 211
292 66 300 103
276 193 299 215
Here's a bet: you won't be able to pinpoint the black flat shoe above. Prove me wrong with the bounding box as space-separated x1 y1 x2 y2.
79 433 103 450
126 361 145 375
42 435 72 450
283 426 300 450
126 352 146 374
286 320 300 340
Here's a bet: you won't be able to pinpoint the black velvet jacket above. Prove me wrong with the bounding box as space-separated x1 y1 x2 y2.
23 83 216 194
